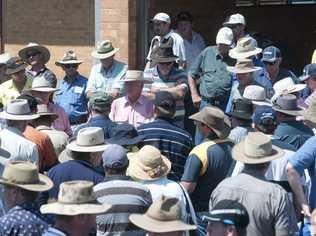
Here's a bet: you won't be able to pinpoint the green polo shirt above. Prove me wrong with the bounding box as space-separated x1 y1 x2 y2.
189 46 235 99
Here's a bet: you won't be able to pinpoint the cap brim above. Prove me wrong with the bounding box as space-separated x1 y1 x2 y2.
0 112 40 120
229 48 262 59
19 45 50 64
91 48 120 59
66 140 108 152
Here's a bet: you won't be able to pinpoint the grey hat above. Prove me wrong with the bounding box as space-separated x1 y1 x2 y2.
102 144 129 169
272 94 302 116
0 99 40 121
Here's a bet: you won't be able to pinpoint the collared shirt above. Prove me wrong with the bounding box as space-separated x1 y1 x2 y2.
189 46 235 99
26 67 57 87
0 126 39 174
0 78 33 106
265 67 298 85
55 73 88 124
23 125 58 172
137 117 193 180
36 125 69 157
87 60 127 93
210 169 297 236
110 95 154 127
74 115 117 138
228 126 255 144
0 202 48 236
48 102 72 136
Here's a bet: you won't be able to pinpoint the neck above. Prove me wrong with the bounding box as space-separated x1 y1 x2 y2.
54 220 74 235
268 68 279 80
65 73 77 82
13 78 27 91
31 64 45 72
127 95 140 104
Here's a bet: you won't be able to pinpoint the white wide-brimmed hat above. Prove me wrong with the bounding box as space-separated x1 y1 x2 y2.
28 75 58 92
271 77 306 102
118 70 152 84
243 85 271 106
229 37 262 59
55 50 83 66
91 40 120 59
227 59 261 74
18 42 50 64
0 99 40 120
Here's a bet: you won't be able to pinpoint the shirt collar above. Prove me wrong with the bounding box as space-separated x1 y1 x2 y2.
124 95 145 106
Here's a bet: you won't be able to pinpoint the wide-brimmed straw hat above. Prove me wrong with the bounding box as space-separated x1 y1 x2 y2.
127 145 171 180
272 94 302 116
19 42 50 64
271 77 306 102
130 195 196 233
91 40 120 59
40 180 111 215
227 59 261 74
28 75 58 93
67 127 108 152
118 70 152 84
55 50 83 66
151 46 178 63
0 99 40 120
190 106 230 139
229 37 262 59
36 104 58 120
243 85 271 106
301 96 316 123
5 57 28 75
232 132 284 164
0 161 53 192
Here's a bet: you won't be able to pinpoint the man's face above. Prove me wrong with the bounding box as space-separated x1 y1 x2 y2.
229 24 244 39
207 222 234 236
236 72 252 87
157 61 174 76
125 81 144 101
62 64 79 77
26 50 43 66
263 59 281 74
101 56 114 69
177 21 192 37
307 76 316 91
153 20 170 36
11 69 26 83
217 44 231 57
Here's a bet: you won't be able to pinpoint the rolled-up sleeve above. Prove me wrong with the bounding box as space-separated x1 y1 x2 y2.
188 50 204 79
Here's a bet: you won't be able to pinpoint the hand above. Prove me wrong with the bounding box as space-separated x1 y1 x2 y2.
151 86 160 94
302 203 311 218
109 89 120 99
192 94 201 108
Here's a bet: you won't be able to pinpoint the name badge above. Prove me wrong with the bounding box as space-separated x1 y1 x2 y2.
73 86 84 94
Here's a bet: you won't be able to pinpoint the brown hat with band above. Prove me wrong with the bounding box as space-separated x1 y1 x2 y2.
91 40 120 59
151 46 178 63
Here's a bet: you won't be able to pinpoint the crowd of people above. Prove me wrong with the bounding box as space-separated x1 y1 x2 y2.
0 10 316 236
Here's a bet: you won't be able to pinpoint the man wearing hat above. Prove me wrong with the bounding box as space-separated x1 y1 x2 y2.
181 106 234 212
19 42 57 87
273 94 313 150
0 53 10 83
93 144 153 235
41 180 110 236
0 57 32 107
86 40 127 98
146 12 186 69
203 200 249 236
74 91 116 138
210 132 297 236
129 195 196 235
110 70 154 127
0 161 53 235
55 50 88 126
298 63 316 108
138 91 193 181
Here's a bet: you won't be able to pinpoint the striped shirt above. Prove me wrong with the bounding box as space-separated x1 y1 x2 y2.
93 176 152 236
137 118 193 181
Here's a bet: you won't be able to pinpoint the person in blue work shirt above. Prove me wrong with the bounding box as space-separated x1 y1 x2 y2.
55 50 88 126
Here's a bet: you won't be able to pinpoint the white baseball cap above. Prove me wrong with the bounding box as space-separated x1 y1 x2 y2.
216 27 233 45
152 13 171 24
223 13 246 26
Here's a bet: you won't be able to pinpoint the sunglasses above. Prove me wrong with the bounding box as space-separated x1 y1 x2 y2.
63 64 78 69
27 51 40 58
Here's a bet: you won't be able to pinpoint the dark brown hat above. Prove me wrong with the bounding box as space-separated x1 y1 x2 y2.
230 98 254 120
151 46 178 63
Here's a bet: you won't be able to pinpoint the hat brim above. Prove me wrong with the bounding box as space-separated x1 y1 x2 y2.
30 87 59 92
232 141 284 164
129 214 197 233
106 135 145 146
55 60 83 67
5 64 28 75
40 202 111 216
151 56 178 63
251 100 272 106
19 45 50 64
272 106 302 116
127 153 171 181
229 48 262 59
0 111 40 121
91 48 120 59
118 78 153 84
66 140 108 153
0 173 53 192
227 66 261 74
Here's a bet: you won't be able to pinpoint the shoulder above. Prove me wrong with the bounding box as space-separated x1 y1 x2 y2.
170 31 184 41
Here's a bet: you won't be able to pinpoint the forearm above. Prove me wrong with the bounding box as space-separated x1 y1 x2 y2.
160 85 186 99
188 75 199 97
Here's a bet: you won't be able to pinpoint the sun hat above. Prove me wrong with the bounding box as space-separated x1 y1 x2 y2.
0 161 53 192
227 59 261 74
67 127 108 152
18 42 50 64
91 40 120 59
154 91 176 117
0 99 40 120
118 70 152 84
301 96 316 123
223 13 246 26
102 144 129 169
152 12 171 24
232 132 284 164
89 92 113 112
229 37 262 59
261 46 281 63
127 145 171 180
229 98 254 120
5 57 28 75
130 195 196 233
106 123 145 146
203 200 249 228
55 50 83 66
243 85 271 106
0 53 10 64
190 106 230 139
40 180 111 216
151 46 178 63
216 27 234 46
272 94 302 116
36 104 58 120
28 75 59 92
253 105 277 126
271 77 306 102
299 63 316 82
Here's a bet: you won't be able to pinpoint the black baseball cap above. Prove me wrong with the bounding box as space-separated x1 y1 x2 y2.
154 91 176 117
202 200 249 228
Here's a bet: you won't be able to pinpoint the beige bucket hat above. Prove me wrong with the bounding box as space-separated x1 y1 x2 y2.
36 104 58 120
55 50 83 66
272 94 302 116
91 40 120 59
271 77 306 102
127 145 171 180
66 127 108 152
118 70 152 84
227 59 261 74
232 132 284 164
130 195 196 233
0 99 40 120
40 180 111 215
189 106 230 139
229 37 262 59
0 161 53 192
301 96 316 123
19 42 50 64
28 75 58 92
243 85 271 106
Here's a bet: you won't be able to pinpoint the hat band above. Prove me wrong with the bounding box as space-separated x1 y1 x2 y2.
2 176 40 185
76 141 105 147
62 58 78 62
58 197 97 205
274 103 298 111
98 47 115 54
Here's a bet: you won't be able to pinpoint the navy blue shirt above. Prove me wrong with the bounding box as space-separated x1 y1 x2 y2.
138 118 193 181
274 120 314 150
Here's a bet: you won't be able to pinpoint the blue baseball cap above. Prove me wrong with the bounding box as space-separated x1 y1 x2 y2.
102 144 129 169
299 63 316 82
261 46 281 63
253 105 276 125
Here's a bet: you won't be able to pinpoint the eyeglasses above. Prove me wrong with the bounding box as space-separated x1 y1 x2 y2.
27 51 40 58
63 64 78 69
